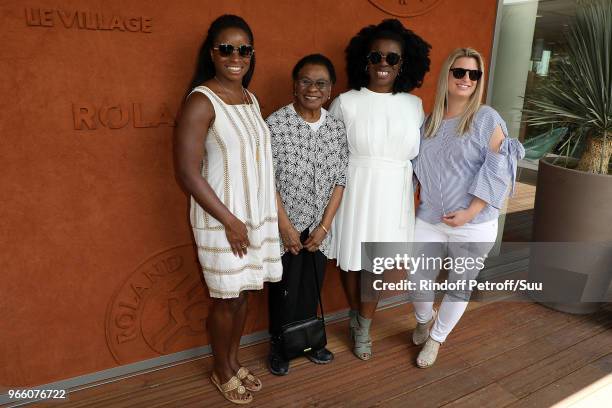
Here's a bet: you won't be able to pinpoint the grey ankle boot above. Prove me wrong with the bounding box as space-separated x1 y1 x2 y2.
413 308 437 346
416 337 441 368
353 314 372 360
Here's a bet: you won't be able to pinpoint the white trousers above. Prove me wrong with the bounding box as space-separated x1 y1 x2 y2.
411 217 498 343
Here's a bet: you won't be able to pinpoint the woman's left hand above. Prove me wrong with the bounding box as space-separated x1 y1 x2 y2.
304 226 327 252
442 209 475 227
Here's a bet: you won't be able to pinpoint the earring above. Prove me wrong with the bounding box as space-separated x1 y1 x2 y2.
365 64 369 72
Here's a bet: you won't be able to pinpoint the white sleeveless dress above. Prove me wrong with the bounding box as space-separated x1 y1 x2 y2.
189 86 282 298
328 88 424 272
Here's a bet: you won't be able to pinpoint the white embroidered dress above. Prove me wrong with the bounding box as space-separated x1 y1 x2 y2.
189 86 282 298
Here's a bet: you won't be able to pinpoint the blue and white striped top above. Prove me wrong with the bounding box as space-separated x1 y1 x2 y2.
412 105 525 224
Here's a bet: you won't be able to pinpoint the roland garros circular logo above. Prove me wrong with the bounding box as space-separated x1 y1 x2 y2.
105 245 210 364
368 0 443 17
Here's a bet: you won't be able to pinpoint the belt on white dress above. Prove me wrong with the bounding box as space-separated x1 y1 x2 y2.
349 155 412 228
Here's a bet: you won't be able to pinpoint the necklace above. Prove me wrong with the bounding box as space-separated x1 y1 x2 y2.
214 76 248 105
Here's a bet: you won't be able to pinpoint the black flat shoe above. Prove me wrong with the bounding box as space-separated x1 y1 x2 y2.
305 347 334 364
268 352 290 376
268 338 290 376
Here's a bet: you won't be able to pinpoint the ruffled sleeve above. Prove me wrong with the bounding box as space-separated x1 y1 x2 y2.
468 108 525 209
499 137 525 196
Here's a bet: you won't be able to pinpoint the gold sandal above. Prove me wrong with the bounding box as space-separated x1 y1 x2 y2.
236 366 262 392
210 373 253 405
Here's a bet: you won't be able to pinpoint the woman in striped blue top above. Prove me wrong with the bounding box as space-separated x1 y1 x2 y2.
410 48 524 368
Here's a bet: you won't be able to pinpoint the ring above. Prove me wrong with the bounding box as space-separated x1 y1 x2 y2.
241 244 248 249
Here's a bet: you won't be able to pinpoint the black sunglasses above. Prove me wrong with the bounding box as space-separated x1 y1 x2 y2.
449 68 483 81
367 51 402 66
213 44 255 58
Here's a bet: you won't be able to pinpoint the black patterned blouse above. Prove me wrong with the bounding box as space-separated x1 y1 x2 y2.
266 104 349 257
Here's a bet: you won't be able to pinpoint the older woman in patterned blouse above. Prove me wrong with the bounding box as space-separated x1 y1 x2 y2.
265 54 348 376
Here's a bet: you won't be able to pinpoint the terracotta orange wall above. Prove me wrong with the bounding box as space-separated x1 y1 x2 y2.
0 0 499 387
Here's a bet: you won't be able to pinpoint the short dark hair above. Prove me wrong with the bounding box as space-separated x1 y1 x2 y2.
345 19 431 94
187 15 255 94
291 54 337 84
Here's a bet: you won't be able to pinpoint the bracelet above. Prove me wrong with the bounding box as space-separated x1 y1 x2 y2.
319 224 329 234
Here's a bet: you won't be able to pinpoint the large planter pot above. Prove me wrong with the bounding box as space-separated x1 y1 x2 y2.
529 157 612 314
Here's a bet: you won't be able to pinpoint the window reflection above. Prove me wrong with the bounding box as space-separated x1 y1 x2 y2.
490 0 576 164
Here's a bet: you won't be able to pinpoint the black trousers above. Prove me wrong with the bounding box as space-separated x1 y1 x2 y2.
268 228 326 336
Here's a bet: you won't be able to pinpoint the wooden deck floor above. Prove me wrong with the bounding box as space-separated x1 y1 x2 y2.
503 180 536 242
47 301 612 407
35 182 612 407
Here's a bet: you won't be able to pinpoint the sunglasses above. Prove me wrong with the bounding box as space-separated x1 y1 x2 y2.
449 68 483 81
367 51 402 66
213 44 255 58
297 78 331 90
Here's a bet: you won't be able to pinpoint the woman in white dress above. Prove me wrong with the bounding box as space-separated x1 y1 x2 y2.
329 19 431 360
174 15 281 405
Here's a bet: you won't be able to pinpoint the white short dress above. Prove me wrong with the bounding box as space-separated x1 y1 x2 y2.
328 87 424 272
188 86 282 298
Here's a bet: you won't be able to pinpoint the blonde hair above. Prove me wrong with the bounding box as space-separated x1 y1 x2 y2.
424 48 485 138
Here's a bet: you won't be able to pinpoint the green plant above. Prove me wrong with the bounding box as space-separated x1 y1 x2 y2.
523 0 611 174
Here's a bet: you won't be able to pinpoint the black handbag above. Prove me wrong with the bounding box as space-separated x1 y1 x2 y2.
278 251 327 360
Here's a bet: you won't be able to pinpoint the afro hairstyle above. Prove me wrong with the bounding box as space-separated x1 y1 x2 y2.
345 19 431 94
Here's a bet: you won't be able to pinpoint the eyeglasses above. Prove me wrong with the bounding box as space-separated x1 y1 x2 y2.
367 51 402 66
297 78 331 90
213 44 255 58
449 68 483 81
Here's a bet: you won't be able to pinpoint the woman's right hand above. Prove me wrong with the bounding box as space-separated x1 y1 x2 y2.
224 216 250 258
279 223 302 255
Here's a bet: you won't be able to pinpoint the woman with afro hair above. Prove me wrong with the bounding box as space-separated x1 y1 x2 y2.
328 19 430 360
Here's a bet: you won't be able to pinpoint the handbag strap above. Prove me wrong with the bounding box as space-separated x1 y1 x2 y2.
311 251 325 323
